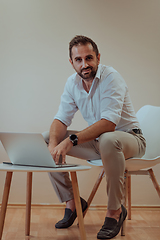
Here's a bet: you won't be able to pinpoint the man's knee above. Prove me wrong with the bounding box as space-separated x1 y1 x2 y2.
99 132 125 177
99 132 122 156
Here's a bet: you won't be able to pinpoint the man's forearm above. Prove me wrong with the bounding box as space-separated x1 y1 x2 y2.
76 119 116 145
49 119 67 147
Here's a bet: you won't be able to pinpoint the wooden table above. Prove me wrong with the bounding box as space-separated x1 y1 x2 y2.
0 163 91 240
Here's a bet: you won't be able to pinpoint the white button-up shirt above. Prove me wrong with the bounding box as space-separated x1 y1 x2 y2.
54 64 140 131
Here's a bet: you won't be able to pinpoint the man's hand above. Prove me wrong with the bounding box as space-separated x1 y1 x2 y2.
48 138 73 164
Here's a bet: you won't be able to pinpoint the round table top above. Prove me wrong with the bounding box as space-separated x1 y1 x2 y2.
0 163 91 172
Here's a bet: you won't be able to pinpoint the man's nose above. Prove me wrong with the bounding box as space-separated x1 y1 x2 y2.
82 60 89 68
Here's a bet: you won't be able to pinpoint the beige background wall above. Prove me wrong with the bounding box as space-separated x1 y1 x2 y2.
0 0 160 206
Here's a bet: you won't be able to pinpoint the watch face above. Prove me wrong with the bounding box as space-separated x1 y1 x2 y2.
69 134 78 146
70 134 77 140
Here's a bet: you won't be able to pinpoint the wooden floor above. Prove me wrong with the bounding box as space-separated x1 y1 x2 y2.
1 206 160 240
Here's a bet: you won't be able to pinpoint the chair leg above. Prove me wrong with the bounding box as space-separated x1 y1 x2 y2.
127 175 131 220
148 168 160 198
83 168 105 218
121 170 128 236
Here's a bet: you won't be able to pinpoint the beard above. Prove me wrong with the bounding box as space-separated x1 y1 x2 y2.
77 66 98 80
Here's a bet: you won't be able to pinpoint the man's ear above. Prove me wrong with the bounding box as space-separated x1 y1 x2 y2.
97 53 101 64
69 58 73 67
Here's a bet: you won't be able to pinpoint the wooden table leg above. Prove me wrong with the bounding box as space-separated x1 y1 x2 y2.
25 172 33 236
0 171 13 240
70 172 87 240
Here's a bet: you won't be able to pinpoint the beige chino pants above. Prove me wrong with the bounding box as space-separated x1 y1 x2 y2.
43 130 146 210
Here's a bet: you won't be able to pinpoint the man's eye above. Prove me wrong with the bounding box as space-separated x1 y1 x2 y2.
76 58 81 62
86 56 93 60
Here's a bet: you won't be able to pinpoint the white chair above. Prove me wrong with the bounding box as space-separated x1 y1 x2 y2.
84 105 160 235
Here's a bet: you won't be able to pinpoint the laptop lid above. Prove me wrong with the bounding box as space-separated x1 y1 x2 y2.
0 132 77 168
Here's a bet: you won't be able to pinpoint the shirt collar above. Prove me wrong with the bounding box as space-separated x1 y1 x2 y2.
94 64 102 80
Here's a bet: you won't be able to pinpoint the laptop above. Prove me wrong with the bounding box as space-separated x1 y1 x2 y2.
0 132 78 168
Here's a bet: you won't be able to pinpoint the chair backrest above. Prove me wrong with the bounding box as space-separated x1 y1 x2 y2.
136 105 160 159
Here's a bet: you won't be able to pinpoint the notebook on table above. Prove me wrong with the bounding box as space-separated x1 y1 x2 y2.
0 132 78 168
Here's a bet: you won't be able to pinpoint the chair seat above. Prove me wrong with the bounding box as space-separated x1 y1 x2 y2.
125 156 160 171
88 156 160 171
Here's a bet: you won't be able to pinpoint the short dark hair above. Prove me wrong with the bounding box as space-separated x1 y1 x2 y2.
69 35 99 60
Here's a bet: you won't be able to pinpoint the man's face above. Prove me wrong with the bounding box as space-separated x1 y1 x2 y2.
69 43 100 81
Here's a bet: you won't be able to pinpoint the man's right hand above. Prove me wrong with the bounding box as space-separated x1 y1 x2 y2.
48 137 73 165
48 119 68 164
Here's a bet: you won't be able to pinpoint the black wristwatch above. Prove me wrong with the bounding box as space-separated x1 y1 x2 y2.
69 134 78 146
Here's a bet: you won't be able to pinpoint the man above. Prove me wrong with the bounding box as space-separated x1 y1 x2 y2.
45 35 146 239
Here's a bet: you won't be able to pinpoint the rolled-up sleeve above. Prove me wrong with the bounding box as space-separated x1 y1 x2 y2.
54 78 78 126
100 72 127 126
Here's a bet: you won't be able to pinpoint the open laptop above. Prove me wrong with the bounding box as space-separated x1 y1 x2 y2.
0 132 78 168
